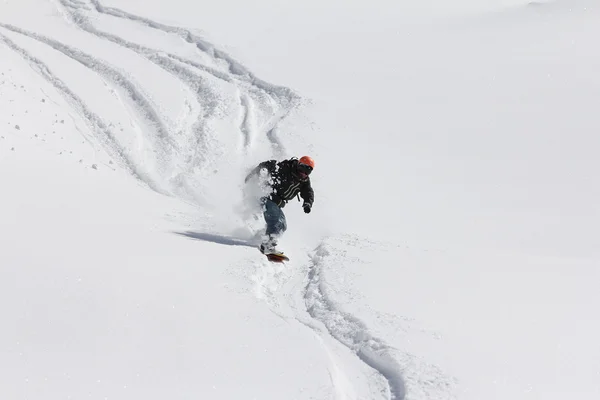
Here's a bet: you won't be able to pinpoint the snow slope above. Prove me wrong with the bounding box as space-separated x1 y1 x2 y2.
0 26 336 400
1 0 599 399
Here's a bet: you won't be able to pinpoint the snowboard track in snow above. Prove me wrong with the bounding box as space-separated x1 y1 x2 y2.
305 244 407 400
65 0 300 157
0 29 159 188
0 23 174 145
0 22 178 193
238 93 253 150
55 0 223 183
1 0 301 195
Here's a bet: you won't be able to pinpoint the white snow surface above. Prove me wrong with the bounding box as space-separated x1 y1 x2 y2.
1 0 599 399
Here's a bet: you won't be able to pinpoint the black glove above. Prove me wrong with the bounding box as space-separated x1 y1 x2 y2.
303 203 312 214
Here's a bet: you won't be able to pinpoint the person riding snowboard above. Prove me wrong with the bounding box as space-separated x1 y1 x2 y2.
244 156 315 255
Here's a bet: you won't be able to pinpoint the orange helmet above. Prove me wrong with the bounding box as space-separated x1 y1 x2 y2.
296 156 315 179
298 156 315 169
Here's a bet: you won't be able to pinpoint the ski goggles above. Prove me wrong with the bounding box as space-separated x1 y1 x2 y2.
298 163 313 175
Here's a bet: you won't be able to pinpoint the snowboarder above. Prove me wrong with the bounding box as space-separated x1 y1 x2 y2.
244 156 315 255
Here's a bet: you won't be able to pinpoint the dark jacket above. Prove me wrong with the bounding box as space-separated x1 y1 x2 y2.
246 158 314 208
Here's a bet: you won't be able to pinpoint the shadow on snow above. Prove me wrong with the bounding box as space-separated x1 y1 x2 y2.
174 231 258 248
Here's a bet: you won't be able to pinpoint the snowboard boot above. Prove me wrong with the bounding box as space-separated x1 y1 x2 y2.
259 237 280 255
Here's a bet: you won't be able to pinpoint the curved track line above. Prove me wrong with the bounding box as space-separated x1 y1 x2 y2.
59 0 233 87
0 23 176 160
266 113 289 158
238 93 254 150
56 0 298 170
55 0 221 184
85 0 300 156
56 0 218 114
88 0 298 100
0 30 162 191
305 244 407 400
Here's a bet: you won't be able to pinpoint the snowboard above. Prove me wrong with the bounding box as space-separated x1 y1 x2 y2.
265 252 289 263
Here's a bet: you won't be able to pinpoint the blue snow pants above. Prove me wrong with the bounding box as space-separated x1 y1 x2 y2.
263 198 287 238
